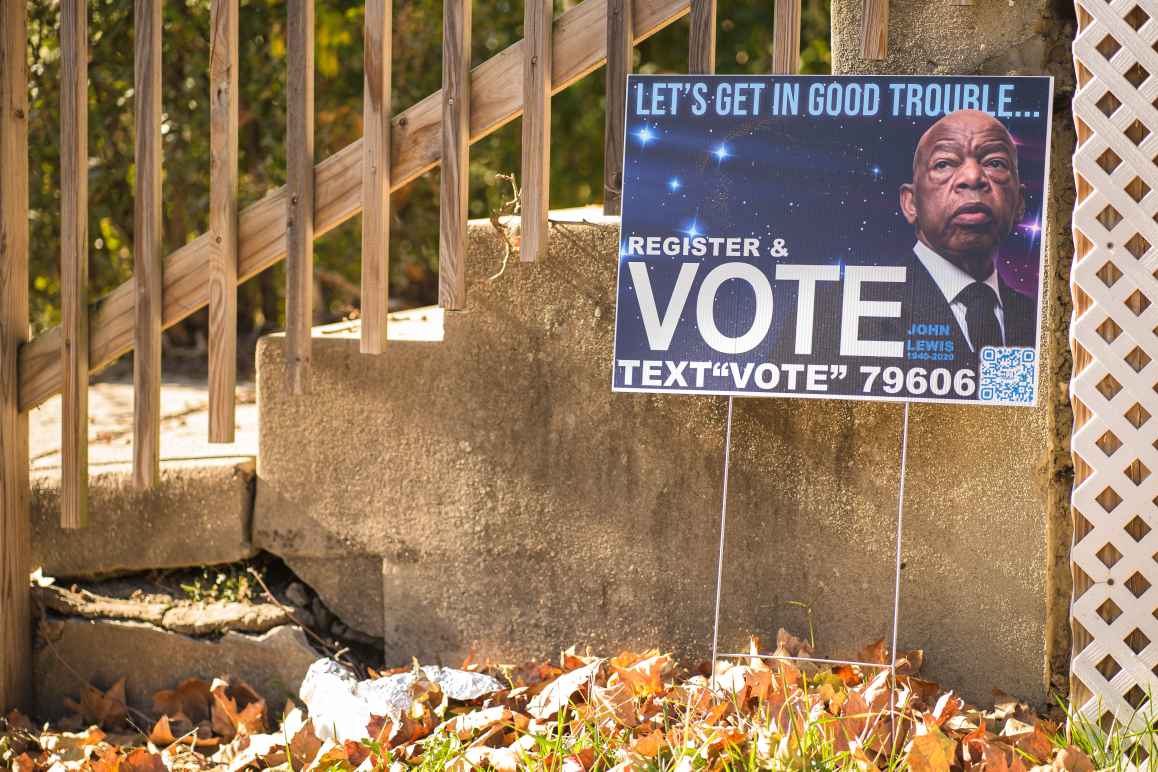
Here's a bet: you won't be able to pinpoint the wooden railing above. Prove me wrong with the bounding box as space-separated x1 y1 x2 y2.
0 0 892 710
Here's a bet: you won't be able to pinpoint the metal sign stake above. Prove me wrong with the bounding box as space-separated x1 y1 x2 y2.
888 400 911 741
709 394 735 689
709 398 912 711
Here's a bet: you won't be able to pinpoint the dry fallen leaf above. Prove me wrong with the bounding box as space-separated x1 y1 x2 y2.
1001 718 1054 764
832 664 862 686
774 628 814 659
1052 744 1095 772
631 729 668 758
667 682 713 716
148 712 196 746
561 748 595 771
745 667 774 705
896 648 925 675
927 691 963 727
120 748 168 772
285 711 323 766
62 678 129 730
981 743 1013 772
611 653 671 697
442 706 516 740
209 677 266 742
834 690 870 751
907 727 957 772
861 668 894 712
858 639 888 666
527 661 600 720
39 726 107 764
153 677 212 724
87 742 121 772
591 680 639 727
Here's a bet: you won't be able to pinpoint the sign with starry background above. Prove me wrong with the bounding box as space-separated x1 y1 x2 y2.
611 75 1053 406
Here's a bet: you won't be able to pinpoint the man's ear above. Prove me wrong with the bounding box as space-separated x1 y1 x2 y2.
1017 182 1027 220
899 183 918 226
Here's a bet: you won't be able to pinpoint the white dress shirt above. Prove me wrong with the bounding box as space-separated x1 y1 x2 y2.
912 241 1005 352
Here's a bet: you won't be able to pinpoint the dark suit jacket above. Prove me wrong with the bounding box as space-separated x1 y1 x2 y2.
906 254 1037 352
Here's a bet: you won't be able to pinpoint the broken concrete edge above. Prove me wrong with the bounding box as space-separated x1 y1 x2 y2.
34 617 321 721
33 585 292 636
30 457 258 580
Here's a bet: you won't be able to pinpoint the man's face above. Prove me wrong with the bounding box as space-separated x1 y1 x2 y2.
900 110 1025 264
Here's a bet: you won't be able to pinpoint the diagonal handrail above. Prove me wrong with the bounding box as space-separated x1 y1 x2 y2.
17 0 691 412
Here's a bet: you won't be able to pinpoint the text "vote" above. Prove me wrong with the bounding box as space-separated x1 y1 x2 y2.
627 261 906 358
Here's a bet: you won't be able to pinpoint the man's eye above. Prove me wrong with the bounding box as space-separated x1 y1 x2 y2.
932 160 953 170
985 158 1009 169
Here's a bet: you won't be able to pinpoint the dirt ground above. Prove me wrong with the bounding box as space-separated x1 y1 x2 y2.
28 377 257 475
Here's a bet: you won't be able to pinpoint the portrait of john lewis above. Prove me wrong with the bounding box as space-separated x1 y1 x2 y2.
898 109 1037 357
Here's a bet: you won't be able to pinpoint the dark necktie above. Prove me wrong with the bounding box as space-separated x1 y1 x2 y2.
956 282 1003 351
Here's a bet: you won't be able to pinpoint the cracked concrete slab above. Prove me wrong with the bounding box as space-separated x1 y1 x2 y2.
27 379 258 578
31 459 257 579
35 618 318 720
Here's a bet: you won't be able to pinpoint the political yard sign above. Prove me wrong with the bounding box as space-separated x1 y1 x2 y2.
611 75 1053 405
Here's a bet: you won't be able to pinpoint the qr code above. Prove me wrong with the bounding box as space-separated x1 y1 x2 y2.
979 346 1037 404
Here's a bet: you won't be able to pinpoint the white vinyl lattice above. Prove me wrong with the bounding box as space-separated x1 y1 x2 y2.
1071 0 1158 734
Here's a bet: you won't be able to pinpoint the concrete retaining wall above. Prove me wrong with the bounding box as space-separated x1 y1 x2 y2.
253 210 1069 703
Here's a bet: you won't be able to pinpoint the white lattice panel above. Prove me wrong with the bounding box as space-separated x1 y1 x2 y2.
1071 0 1158 734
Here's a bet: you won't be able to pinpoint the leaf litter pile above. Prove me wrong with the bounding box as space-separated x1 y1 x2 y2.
3 631 1110 771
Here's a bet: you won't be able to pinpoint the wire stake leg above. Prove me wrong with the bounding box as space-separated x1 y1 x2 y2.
709 395 735 689
888 401 911 743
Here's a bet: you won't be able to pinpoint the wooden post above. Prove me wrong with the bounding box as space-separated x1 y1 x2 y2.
208 0 238 440
360 0 392 353
520 0 552 262
134 0 163 488
688 0 715 74
771 0 800 74
0 0 31 711
286 0 315 392
603 0 632 216
61 0 89 527
861 0 888 60
438 0 470 309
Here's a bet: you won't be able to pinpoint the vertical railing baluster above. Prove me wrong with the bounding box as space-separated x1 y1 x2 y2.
439 0 470 309
61 0 89 527
521 0 552 262
208 0 238 441
861 0 889 60
286 0 315 393
0 0 32 710
603 0 632 216
688 0 716 74
361 0 392 353
134 0 163 488
771 0 801 75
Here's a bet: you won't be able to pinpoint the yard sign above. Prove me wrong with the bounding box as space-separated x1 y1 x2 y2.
612 75 1054 406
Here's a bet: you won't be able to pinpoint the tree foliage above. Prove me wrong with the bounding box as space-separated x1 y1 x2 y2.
24 0 830 344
